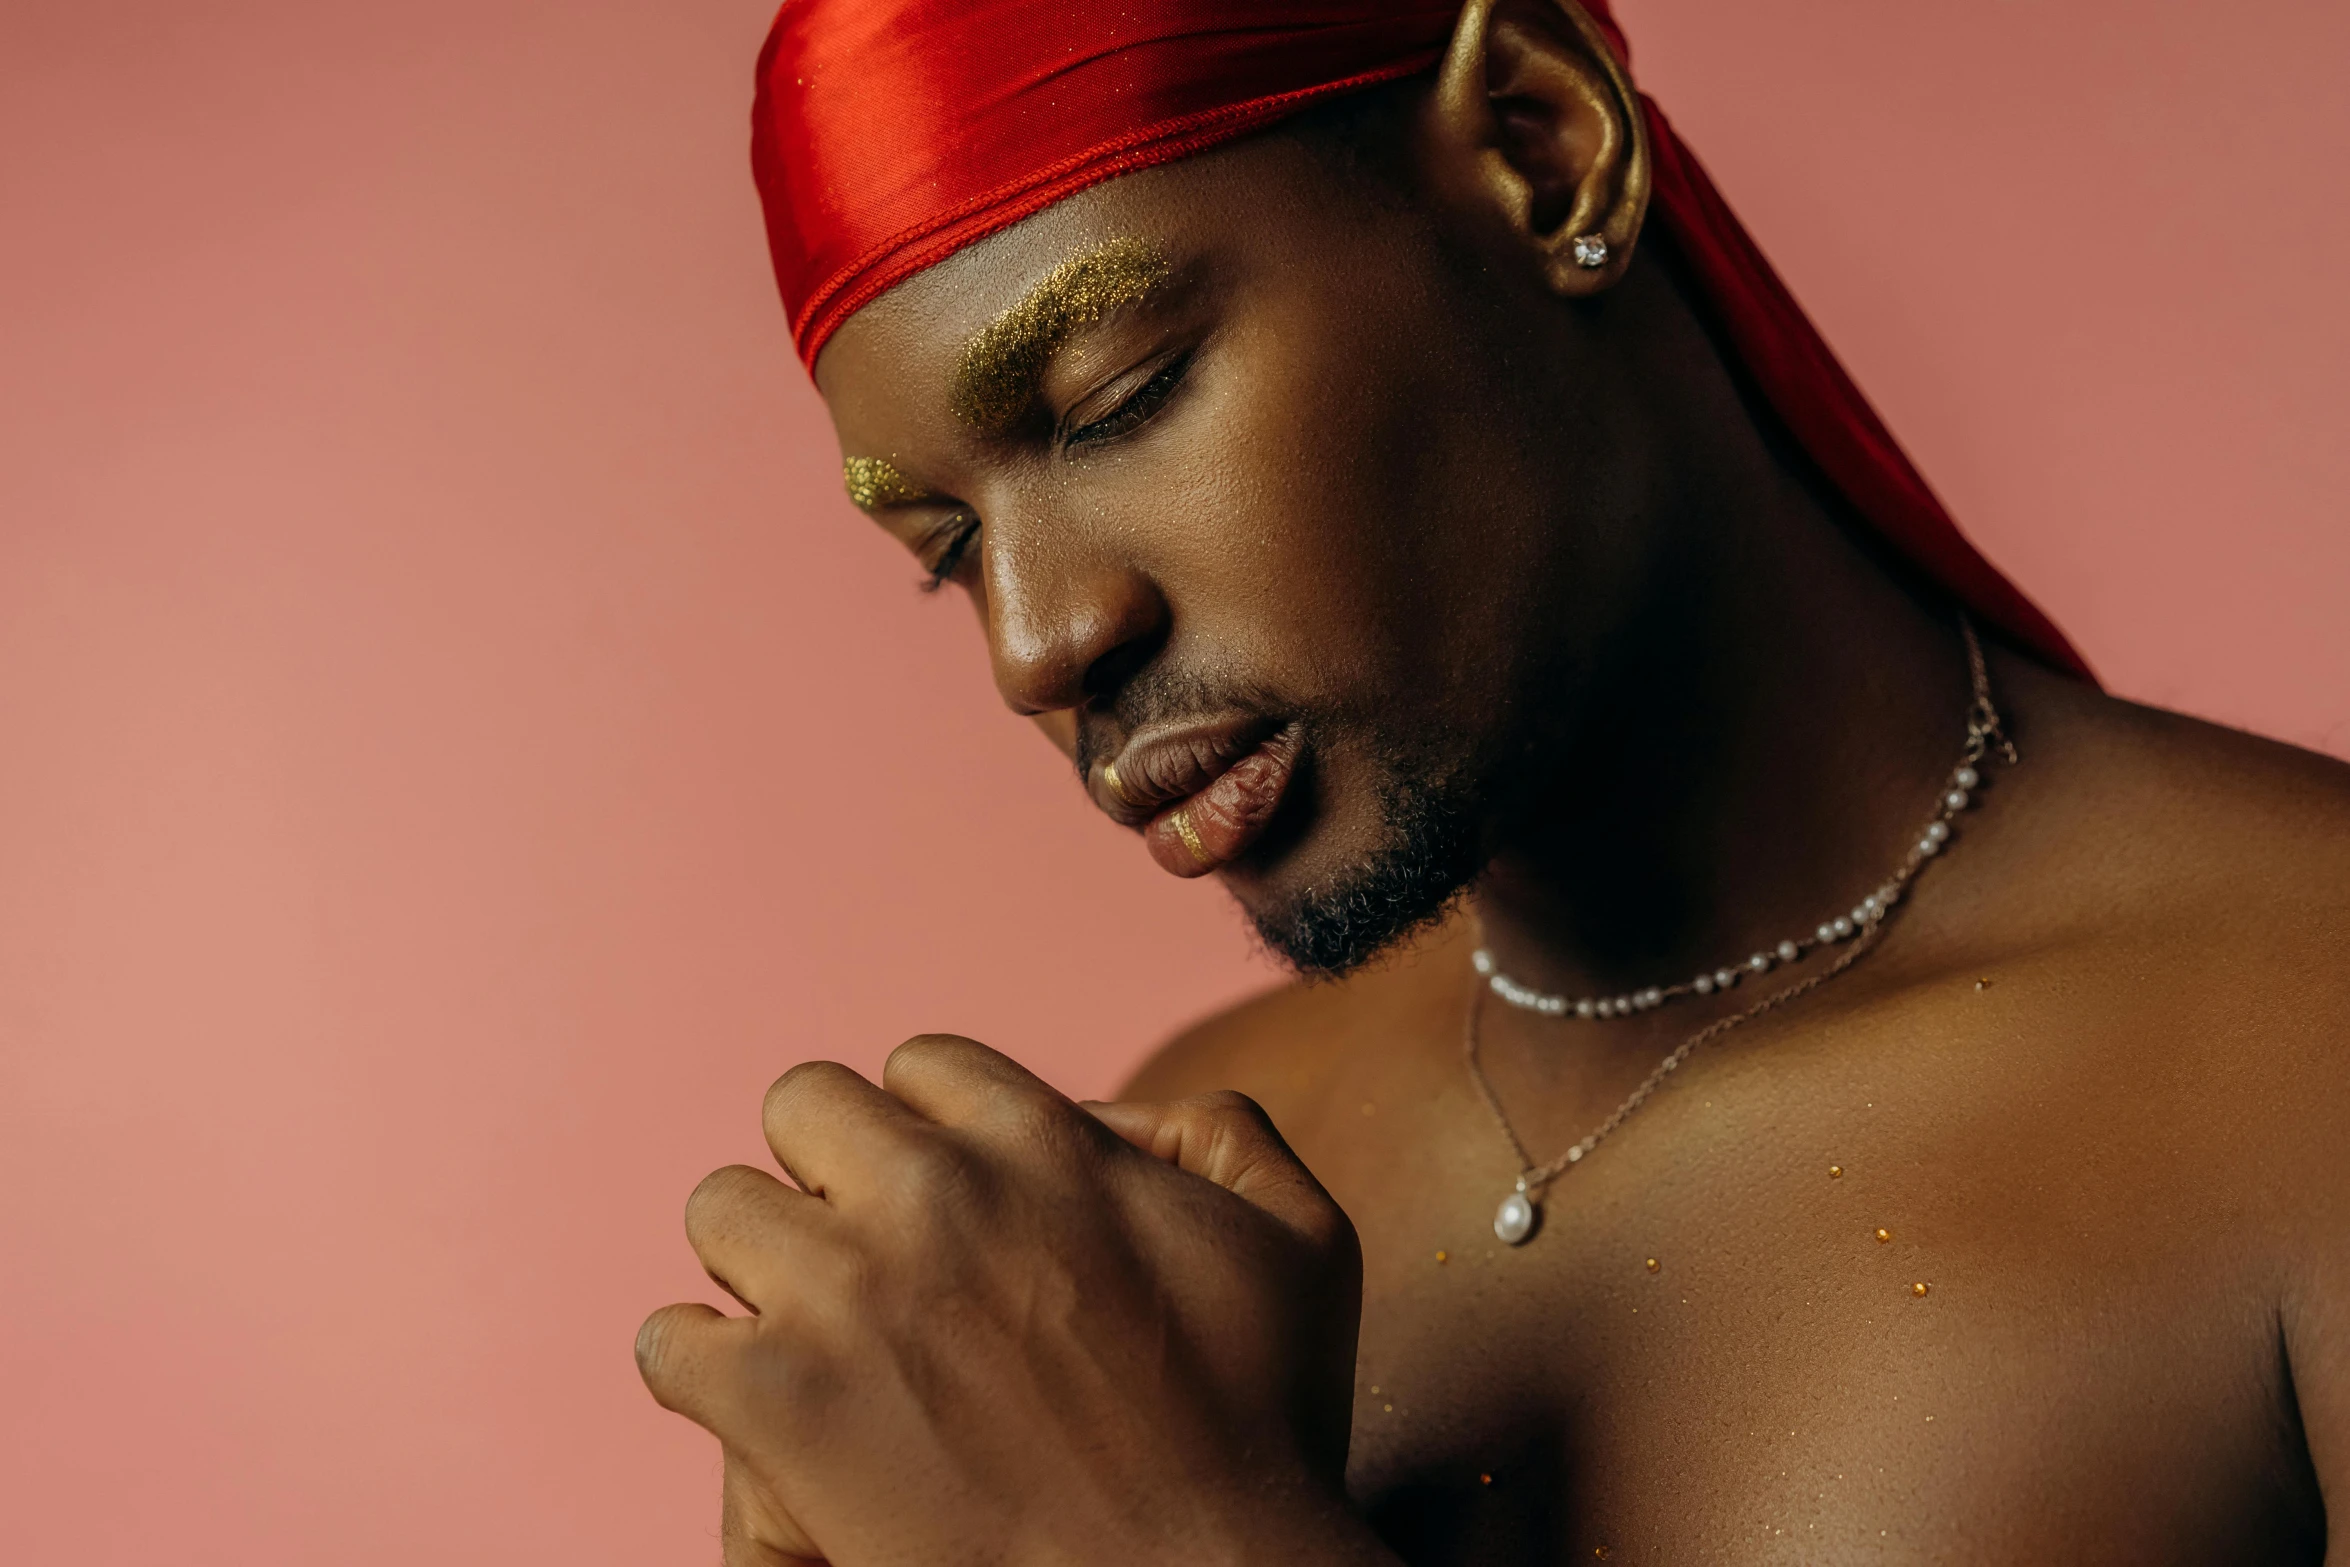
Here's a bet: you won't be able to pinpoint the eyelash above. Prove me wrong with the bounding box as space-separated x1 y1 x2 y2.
915 351 1194 595
1065 350 1193 450
919 513 980 593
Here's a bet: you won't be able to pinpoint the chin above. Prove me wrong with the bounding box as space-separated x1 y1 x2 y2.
1217 764 1485 979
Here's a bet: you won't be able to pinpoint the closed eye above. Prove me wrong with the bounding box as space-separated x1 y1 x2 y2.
1064 350 1193 451
918 513 980 593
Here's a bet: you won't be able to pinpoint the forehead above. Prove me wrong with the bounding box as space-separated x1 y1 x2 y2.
811 129 1338 422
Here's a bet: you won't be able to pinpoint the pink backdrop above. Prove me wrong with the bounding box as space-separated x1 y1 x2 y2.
3 1 2344 1560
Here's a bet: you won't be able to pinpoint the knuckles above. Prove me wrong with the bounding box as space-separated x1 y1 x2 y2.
734 1317 847 1419
636 1299 845 1450
685 1163 780 1241
1189 1087 1280 1139
1160 1090 1355 1261
985 1081 1096 1158
873 1130 989 1220
761 1058 867 1145
643 1052 1367 1500
634 1303 715 1413
881 1031 988 1089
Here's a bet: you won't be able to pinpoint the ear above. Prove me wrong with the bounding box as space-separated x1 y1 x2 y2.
1429 0 1651 296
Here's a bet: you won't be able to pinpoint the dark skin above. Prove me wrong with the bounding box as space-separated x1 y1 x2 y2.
636 0 2350 1560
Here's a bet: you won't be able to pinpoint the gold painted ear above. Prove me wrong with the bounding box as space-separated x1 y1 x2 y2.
1432 0 1651 296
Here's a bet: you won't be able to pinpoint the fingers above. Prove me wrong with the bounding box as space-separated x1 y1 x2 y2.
879 1032 1074 1130
762 1059 927 1198
760 1042 1091 1233
642 1311 829 1564
1085 1091 1345 1247
635 1300 751 1427
684 1163 829 1309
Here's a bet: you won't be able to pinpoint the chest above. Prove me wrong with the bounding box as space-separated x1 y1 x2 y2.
1293 1031 2310 1563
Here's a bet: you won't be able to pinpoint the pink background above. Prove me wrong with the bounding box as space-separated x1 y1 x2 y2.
3 1 2344 1559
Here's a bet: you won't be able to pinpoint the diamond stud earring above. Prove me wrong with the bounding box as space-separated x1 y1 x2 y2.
1571 233 1610 270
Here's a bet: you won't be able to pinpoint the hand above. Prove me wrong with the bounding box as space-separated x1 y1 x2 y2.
634 1034 1379 1567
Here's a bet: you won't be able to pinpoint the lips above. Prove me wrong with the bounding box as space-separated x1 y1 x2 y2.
1093 719 1301 879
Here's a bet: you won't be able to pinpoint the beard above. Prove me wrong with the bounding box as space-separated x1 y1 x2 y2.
1239 729 1501 979
1077 665 1543 981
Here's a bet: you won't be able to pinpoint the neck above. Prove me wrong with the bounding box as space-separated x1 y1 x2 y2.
1469 273 1987 1003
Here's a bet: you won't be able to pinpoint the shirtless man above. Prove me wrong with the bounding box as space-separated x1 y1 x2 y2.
633 1 2350 1559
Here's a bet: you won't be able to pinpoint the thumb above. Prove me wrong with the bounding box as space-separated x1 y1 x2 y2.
1084 1090 1346 1247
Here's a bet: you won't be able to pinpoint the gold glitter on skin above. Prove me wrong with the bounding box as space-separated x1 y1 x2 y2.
841 456 936 511
1912 1282 1931 1297
951 236 1173 432
1645 1258 1660 1273
1829 1165 1844 1178
1876 1228 1893 1243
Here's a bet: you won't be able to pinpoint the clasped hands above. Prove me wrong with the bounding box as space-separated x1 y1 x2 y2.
635 1034 1389 1566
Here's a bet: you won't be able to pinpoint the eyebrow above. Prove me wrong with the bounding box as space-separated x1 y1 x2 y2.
951 236 1173 434
841 455 939 511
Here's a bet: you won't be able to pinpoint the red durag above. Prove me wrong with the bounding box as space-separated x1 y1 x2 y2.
751 0 2093 679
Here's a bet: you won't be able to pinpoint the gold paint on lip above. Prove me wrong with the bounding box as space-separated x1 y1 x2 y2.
841 456 935 511
952 236 1172 432
1170 806 1215 870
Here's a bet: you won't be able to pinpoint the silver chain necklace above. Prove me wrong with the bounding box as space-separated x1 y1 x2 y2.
1466 616 2013 1246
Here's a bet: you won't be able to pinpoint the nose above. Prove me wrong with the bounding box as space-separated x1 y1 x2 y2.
980 515 1168 717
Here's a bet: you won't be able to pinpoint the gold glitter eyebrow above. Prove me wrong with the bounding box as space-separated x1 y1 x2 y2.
950 236 1173 433
841 456 937 511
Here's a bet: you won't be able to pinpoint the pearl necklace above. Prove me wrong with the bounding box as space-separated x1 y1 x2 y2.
1467 617 2013 1246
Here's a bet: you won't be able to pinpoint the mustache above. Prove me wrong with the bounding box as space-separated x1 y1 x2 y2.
1070 667 1283 782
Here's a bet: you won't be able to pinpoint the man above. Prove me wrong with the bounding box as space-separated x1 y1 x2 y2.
634 0 2350 1560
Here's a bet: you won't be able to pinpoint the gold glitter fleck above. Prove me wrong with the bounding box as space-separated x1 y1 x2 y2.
1435 1249 1449 1264
1368 1385 1380 1395
1875 1228 1892 1243
1479 1472 1493 1486
841 456 934 511
1383 1403 1394 1413
1645 1257 1660 1272
1975 977 1993 991
1829 1165 1844 1179
951 236 1172 431
1912 1281 1930 1297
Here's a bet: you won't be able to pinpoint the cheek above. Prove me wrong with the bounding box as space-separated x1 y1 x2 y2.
1141 300 1491 696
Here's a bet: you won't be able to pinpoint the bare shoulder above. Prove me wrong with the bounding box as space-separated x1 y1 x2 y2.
1118 920 1476 1123
2023 664 2350 936
1117 977 1319 1102
1989 661 2350 1196
2023 679 2350 1494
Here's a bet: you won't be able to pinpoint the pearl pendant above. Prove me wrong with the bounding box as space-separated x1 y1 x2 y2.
1494 1186 1538 1245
